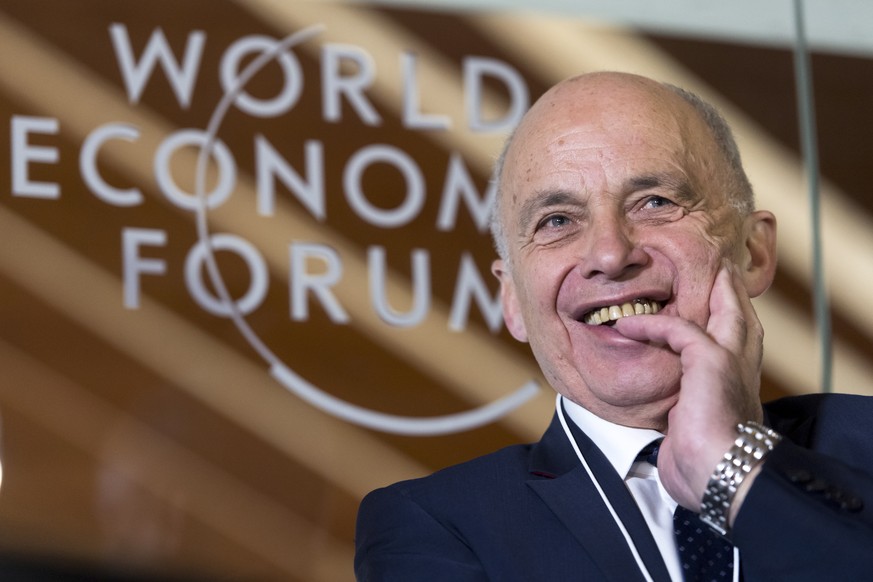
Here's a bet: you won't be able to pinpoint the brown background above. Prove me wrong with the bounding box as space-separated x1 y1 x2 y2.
0 1 871 580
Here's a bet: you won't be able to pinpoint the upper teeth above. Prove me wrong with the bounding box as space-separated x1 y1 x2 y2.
583 298 661 325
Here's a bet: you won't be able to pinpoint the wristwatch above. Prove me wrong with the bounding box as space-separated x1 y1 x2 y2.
699 421 782 536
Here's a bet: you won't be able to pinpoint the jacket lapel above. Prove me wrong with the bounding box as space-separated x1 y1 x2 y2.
527 412 673 582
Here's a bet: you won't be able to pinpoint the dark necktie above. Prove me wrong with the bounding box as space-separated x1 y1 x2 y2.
638 440 735 582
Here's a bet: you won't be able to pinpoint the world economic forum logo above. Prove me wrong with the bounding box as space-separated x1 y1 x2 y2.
108 24 541 435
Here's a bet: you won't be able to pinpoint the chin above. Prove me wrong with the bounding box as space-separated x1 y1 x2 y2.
591 366 681 408
586 350 681 392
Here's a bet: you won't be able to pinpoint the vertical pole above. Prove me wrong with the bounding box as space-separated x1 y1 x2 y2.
792 0 832 392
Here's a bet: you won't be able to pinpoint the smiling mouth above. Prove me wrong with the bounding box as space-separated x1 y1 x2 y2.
582 298 663 326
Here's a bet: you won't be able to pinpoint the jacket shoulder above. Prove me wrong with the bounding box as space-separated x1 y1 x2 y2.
369 441 536 507
765 392 873 456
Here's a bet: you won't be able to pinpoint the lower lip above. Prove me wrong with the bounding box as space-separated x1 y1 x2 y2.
576 319 655 345
580 321 632 336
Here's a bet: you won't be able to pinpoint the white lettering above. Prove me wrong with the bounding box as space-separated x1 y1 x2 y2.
321 43 381 125
185 234 268 316
369 246 430 327
290 243 350 324
255 135 324 219
464 56 528 133
344 144 424 228
122 228 167 309
401 52 450 130
154 129 236 211
109 23 205 108
80 123 144 206
437 152 494 232
220 35 304 118
11 115 60 199
449 252 502 332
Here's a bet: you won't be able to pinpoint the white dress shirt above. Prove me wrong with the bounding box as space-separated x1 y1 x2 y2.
563 398 684 581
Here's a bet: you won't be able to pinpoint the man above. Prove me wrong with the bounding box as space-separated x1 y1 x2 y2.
354 72 873 581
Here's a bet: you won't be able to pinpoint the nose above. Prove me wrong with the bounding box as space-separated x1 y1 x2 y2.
578 215 648 279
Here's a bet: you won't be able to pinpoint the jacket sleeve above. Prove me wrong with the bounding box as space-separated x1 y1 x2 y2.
732 439 873 580
354 485 487 582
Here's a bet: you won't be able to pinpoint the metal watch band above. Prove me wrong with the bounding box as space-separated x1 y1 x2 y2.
699 421 783 536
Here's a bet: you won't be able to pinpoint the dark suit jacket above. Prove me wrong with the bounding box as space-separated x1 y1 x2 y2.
355 394 873 581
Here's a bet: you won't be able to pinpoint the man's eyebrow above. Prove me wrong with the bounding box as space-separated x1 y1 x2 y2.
628 174 694 202
517 190 578 231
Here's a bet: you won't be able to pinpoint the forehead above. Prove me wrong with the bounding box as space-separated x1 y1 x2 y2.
502 81 706 200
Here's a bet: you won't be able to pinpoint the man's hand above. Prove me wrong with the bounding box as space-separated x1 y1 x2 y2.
614 263 765 518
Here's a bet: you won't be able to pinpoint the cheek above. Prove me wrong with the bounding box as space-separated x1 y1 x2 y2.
668 237 726 321
516 260 570 327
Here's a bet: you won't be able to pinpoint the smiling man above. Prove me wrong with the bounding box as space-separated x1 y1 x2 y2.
354 72 873 581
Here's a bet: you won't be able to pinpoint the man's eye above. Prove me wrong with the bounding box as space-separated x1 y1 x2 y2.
643 196 674 209
539 214 571 229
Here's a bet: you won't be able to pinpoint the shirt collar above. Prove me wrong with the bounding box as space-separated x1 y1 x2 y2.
561 396 664 479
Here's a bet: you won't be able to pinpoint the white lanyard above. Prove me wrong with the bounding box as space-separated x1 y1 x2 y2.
556 394 656 582
556 394 740 582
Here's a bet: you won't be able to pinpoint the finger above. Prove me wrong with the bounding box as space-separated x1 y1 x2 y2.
731 266 767 380
715 265 766 420
716 263 765 372
705 264 747 354
613 312 709 356
732 266 764 352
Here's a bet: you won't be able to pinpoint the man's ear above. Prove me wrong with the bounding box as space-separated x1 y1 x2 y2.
739 210 778 298
491 259 528 342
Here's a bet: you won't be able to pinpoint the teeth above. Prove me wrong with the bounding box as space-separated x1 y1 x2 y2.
582 298 662 325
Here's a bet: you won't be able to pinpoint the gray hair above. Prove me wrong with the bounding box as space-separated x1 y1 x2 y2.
489 81 755 264
664 83 755 214
489 126 516 263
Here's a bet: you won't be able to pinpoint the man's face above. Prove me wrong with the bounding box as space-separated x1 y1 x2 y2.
495 76 750 427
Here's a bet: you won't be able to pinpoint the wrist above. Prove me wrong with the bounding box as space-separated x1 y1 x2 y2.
699 421 782 536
